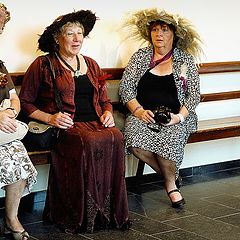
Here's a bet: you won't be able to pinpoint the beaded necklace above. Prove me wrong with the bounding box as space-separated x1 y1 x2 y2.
56 53 81 77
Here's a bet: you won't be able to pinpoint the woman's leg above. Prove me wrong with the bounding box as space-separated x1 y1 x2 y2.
5 180 26 232
129 147 161 174
156 156 183 202
130 147 183 205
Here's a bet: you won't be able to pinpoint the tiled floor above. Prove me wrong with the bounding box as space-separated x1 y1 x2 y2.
1 169 240 240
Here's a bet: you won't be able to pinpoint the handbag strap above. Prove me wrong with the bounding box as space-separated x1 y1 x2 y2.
45 55 64 112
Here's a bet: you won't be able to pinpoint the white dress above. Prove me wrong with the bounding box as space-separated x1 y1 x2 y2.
0 60 37 196
0 139 37 196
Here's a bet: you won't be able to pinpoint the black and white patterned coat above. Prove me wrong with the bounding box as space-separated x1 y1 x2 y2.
118 46 201 170
119 46 200 133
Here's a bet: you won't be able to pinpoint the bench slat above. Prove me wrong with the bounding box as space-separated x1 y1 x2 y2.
197 116 240 130
189 125 240 143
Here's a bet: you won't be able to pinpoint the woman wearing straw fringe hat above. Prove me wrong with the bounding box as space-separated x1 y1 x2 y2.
119 8 203 208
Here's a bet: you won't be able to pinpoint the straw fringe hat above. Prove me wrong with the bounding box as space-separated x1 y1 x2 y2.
124 8 203 59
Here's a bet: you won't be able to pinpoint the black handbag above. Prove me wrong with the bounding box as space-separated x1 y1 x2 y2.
22 55 63 151
24 120 59 151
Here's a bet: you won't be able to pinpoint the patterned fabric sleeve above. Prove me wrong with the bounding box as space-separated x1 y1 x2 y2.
172 48 201 114
19 56 47 116
183 55 201 113
119 47 152 105
181 55 201 112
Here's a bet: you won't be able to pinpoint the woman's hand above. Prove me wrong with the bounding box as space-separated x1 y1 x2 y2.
0 111 18 133
135 108 155 124
100 111 115 128
48 112 74 129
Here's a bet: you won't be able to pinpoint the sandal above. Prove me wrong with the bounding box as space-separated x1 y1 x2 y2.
4 223 29 240
168 189 185 208
11 230 29 240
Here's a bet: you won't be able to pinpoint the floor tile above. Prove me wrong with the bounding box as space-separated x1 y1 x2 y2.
216 212 240 227
183 196 240 219
154 229 209 240
164 214 240 240
31 232 90 240
128 194 196 222
85 229 161 240
2 167 240 239
129 212 177 235
202 194 240 210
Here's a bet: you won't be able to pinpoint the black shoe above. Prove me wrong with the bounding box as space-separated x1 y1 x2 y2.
175 176 183 189
168 189 185 208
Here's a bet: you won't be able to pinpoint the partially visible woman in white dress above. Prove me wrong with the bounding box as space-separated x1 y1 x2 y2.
0 3 37 240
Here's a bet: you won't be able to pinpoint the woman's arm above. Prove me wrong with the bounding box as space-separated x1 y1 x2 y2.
126 98 155 124
6 91 20 118
119 47 152 105
183 57 201 112
29 109 73 129
20 57 73 129
0 92 19 133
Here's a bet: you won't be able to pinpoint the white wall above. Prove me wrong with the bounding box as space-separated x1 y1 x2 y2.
0 0 240 73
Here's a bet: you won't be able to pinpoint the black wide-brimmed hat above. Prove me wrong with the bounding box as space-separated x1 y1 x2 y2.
38 9 97 53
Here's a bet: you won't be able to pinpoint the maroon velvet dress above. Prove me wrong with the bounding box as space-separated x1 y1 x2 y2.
19 54 130 233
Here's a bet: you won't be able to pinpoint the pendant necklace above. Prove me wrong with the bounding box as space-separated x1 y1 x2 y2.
57 53 81 77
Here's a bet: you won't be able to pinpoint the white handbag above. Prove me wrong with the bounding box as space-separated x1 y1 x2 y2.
0 120 28 145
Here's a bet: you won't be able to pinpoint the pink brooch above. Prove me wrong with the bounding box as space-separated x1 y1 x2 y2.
179 64 188 92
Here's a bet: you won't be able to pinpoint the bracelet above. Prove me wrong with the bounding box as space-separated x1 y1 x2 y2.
177 113 185 123
132 105 143 115
46 114 52 124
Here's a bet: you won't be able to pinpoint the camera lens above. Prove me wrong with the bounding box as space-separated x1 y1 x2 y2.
153 106 171 125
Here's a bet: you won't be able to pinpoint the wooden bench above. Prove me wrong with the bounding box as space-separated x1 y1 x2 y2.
10 61 240 176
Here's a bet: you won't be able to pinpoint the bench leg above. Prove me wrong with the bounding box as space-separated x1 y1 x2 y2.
135 160 145 186
19 193 34 212
136 160 145 177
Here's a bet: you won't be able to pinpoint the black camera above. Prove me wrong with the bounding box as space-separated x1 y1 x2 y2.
153 106 171 125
